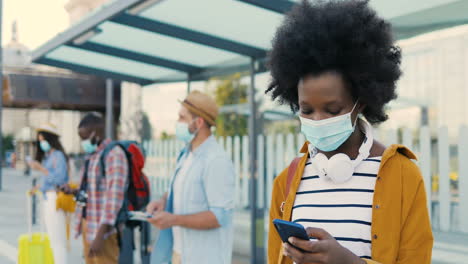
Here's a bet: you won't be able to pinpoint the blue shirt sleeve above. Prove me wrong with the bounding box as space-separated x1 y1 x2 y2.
43 151 68 188
202 155 236 227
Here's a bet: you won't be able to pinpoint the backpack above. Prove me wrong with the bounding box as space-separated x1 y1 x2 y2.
99 140 151 264
280 157 301 214
100 140 151 213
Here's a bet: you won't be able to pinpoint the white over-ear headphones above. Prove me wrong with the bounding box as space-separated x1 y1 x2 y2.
310 120 373 184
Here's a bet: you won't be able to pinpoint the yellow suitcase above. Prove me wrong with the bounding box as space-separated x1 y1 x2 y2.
17 233 54 264
18 191 54 264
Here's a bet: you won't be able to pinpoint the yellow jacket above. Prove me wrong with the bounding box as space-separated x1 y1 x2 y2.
268 143 433 264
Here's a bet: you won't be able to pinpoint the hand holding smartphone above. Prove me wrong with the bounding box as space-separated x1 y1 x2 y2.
273 219 309 242
273 219 313 252
128 211 153 222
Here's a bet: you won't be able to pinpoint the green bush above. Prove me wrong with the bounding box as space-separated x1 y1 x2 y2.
1 134 14 162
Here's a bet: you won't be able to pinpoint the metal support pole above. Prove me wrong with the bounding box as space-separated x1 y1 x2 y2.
106 79 114 140
32 178 37 225
187 73 191 94
249 58 263 263
421 106 429 126
0 0 4 191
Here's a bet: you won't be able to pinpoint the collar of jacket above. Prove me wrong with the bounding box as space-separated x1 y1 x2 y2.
283 141 418 221
277 142 419 263
299 141 416 165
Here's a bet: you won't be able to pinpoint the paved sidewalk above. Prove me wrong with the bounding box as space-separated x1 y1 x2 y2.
4 167 465 263
0 168 84 264
0 168 249 264
232 212 468 264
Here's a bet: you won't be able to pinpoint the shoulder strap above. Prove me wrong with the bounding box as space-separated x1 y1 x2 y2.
100 142 121 165
285 157 301 198
99 141 129 177
79 160 90 191
280 157 301 214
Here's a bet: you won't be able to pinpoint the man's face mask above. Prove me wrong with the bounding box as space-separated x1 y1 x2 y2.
175 118 200 143
81 131 98 154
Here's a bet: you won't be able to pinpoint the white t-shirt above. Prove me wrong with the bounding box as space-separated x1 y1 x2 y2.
291 156 381 261
172 152 194 254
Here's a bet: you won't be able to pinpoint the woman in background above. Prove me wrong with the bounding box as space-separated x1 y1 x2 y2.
29 123 69 264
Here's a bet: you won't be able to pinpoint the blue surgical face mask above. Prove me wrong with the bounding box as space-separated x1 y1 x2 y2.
299 102 359 152
81 139 97 154
39 140 51 153
175 120 198 143
81 132 98 154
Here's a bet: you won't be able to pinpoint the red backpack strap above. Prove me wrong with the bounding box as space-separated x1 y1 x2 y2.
280 157 301 213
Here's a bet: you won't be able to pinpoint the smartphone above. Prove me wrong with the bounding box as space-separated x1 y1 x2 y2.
273 219 309 243
128 211 153 221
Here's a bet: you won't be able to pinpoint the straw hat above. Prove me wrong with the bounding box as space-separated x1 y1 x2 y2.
180 91 219 126
36 123 60 137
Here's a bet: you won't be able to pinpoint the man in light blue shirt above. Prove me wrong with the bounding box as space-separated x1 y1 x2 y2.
148 91 235 264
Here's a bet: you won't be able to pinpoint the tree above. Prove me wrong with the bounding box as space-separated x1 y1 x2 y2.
1 134 14 158
160 131 174 140
210 73 248 137
265 119 299 135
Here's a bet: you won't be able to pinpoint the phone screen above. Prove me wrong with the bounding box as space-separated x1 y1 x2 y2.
273 219 309 242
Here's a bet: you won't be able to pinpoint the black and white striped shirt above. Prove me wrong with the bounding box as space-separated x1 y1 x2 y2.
291 156 382 260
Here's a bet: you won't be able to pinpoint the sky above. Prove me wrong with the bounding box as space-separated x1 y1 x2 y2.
1 0 446 139
2 0 280 139
142 81 205 138
3 0 69 49
1 0 197 138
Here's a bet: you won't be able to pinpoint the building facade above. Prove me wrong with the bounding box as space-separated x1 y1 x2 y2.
381 24 468 141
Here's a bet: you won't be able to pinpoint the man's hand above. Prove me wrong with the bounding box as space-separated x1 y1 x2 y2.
88 224 113 258
148 211 177 230
283 227 366 264
146 198 166 214
88 235 105 258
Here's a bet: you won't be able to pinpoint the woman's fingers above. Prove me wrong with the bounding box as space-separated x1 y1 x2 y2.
305 227 333 240
283 242 324 264
288 237 327 253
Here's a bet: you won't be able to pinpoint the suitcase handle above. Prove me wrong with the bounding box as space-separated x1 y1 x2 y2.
26 191 45 241
26 191 33 237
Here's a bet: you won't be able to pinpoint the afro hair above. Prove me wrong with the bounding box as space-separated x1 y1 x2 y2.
266 0 402 124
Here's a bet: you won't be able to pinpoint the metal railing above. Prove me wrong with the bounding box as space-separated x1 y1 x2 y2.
143 125 468 234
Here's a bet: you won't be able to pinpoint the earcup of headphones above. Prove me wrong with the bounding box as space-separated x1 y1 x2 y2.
312 153 329 179
327 153 354 184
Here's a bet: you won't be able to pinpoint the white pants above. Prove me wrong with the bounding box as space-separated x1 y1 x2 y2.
42 192 68 264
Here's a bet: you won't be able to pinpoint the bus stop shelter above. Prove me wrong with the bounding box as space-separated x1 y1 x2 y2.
1 0 467 262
